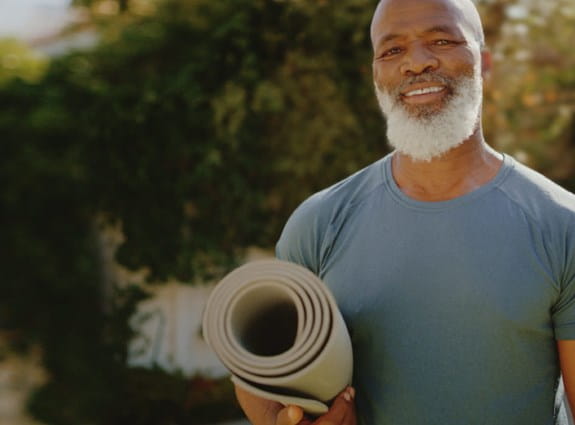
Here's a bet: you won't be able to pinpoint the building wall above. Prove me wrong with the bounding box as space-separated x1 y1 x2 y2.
126 247 273 378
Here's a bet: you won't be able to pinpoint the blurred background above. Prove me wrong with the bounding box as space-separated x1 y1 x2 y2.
0 0 573 424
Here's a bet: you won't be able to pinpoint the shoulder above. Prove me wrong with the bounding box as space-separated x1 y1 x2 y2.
299 155 388 224
497 156 575 288
497 156 575 224
276 155 389 272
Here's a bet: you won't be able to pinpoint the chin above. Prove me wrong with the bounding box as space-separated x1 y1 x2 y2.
400 91 454 120
402 103 448 120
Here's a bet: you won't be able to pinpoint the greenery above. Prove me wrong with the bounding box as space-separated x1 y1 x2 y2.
0 0 573 424
0 38 47 85
480 0 575 187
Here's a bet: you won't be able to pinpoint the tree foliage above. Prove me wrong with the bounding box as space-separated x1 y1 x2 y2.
46 0 385 282
481 0 575 187
0 38 47 84
1 0 383 423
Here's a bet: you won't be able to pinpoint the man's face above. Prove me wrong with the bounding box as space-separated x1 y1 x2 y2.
371 0 487 161
372 0 481 117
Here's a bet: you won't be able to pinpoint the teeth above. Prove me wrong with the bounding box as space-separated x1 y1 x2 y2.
405 86 444 97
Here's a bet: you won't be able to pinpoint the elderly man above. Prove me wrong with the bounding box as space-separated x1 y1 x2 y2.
235 0 575 424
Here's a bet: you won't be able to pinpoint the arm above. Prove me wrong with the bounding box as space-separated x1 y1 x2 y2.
234 385 356 425
557 340 575 414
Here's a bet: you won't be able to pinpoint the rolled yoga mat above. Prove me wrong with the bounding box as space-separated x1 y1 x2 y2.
202 259 353 415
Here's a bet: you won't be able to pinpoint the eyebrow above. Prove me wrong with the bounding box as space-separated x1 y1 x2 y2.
376 25 459 47
424 25 458 36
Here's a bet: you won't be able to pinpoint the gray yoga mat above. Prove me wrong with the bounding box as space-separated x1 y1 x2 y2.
202 259 353 415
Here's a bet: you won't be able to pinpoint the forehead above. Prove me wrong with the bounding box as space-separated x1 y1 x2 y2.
371 0 475 45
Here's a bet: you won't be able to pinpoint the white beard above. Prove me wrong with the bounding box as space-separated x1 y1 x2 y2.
375 67 483 162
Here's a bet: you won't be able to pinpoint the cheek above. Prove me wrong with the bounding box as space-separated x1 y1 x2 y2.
372 61 382 86
443 50 478 75
373 62 397 91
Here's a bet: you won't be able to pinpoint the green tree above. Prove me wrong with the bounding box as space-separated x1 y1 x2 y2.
0 38 47 84
479 0 575 188
0 0 384 423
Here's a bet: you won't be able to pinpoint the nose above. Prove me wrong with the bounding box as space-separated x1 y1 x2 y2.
400 43 439 76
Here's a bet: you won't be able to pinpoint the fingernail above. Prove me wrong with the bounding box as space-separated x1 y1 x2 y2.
349 386 356 399
344 391 351 401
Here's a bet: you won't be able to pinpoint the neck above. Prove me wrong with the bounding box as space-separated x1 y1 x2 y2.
391 130 503 202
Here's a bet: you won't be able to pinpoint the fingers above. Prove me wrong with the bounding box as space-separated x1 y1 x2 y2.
273 386 357 425
314 387 356 425
275 405 304 425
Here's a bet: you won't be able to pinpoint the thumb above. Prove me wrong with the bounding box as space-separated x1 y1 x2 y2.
275 405 304 425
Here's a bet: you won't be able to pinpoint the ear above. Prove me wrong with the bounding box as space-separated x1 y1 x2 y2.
480 49 493 79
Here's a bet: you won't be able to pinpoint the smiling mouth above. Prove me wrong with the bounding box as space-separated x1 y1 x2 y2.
404 86 446 97
398 85 450 109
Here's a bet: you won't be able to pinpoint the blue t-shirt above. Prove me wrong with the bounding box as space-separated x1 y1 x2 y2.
276 153 575 425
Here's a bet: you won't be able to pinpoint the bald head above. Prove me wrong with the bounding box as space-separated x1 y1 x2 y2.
371 0 486 49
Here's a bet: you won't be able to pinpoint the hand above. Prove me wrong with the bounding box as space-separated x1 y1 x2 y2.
235 385 356 425
275 387 357 425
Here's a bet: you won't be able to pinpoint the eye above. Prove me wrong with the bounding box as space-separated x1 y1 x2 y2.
433 39 462 47
380 46 402 59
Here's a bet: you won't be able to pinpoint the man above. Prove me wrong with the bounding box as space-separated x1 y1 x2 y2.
236 0 575 423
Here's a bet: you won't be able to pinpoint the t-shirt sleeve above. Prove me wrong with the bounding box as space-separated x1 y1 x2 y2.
552 223 575 340
275 193 326 276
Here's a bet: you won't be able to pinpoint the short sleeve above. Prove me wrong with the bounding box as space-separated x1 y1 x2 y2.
275 193 327 275
552 225 575 340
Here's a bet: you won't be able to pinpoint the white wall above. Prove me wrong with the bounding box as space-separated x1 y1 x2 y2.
127 282 228 377
124 247 274 377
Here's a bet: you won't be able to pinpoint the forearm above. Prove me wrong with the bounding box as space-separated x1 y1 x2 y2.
563 374 575 415
557 340 575 414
